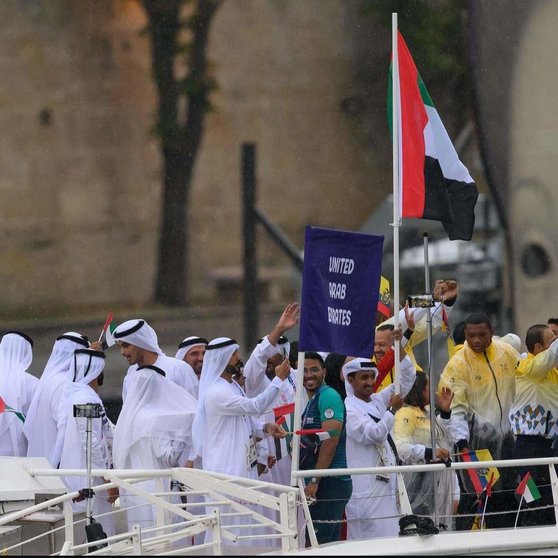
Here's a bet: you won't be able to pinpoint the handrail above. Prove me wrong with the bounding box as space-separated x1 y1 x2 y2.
2 465 303 555
291 454 558 479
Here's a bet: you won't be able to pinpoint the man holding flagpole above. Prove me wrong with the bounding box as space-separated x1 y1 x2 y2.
343 315 416 539
0 331 37 457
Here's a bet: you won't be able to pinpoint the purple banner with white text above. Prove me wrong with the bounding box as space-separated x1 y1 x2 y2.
299 225 384 358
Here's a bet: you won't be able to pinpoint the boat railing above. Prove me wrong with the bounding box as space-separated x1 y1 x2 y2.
292 454 558 540
0 466 304 555
2 456 557 554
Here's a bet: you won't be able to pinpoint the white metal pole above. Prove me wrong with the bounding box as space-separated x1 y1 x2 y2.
86 415 93 525
392 12 401 393
423 232 438 525
290 351 306 486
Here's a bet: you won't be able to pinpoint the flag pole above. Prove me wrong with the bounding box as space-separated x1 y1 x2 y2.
291 350 320 547
290 350 305 487
514 494 523 528
423 233 438 524
98 311 113 343
392 12 401 394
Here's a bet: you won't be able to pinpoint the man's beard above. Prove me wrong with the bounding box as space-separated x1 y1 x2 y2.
225 361 244 376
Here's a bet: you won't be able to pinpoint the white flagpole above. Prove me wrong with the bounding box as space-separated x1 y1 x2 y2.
514 493 524 528
480 489 489 530
290 350 306 487
392 12 401 393
423 233 438 526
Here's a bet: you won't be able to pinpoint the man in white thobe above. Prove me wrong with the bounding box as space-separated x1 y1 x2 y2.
24 331 91 466
343 335 417 540
191 336 289 547
175 336 207 397
58 349 118 536
243 302 301 487
0 331 38 456
113 360 197 532
115 319 198 401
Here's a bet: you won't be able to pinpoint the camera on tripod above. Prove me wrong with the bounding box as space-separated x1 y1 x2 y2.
73 403 103 419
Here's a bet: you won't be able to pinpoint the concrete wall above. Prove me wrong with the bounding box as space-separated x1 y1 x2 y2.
0 0 397 316
0 0 160 314
469 0 558 337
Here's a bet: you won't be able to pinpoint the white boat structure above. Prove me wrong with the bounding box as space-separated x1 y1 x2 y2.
2 456 558 555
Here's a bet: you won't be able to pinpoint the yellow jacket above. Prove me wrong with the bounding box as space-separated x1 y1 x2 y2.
509 339 558 438
438 338 519 454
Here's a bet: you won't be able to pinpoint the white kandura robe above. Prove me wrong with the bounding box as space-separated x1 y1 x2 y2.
243 336 302 487
0 373 38 456
122 354 198 401
345 356 416 540
203 375 284 547
58 384 115 536
24 334 88 464
0 331 38 458
113 368 196 532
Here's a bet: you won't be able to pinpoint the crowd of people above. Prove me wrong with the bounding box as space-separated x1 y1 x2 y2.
0 279 557 547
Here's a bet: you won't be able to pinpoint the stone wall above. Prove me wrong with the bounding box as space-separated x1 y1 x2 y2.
0 0 401 315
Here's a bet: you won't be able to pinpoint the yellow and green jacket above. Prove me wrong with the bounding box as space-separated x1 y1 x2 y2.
438 338 519 454
509 339 558 438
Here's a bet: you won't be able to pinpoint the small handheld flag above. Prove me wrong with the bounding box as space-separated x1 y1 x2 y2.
461 449 500 495
273 402 295 423
0 396 25 423
476 472 495 530
514 471 542 528
377 275 391 319
516 471 541 504
295 428 340 441
99 312 117 350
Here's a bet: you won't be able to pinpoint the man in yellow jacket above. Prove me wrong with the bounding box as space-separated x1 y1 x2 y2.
509 323 558 527
438 312 520 529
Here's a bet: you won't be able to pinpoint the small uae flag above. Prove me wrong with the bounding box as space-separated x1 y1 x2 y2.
0 396 25 423
516 471 541 504
296 428 340 441
99 312 117 350
273 402 295 426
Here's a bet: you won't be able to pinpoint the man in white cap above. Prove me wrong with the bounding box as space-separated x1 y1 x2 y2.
0 331 38 456
175 336 208 398
58 349 118 537
343 322 417 540
24 331 93 466
114 319 198 400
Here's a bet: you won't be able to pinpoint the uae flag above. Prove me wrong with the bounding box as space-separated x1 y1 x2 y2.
515 471 541 504
389 31 479 241
296 428 340 441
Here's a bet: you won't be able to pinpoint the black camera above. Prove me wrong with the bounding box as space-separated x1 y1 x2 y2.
73 403 103 419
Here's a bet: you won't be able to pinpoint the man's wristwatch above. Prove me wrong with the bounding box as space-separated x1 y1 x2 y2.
388 406 397 415
309 477 319 484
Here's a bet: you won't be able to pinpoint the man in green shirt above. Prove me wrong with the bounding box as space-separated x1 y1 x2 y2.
300 352 352 545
